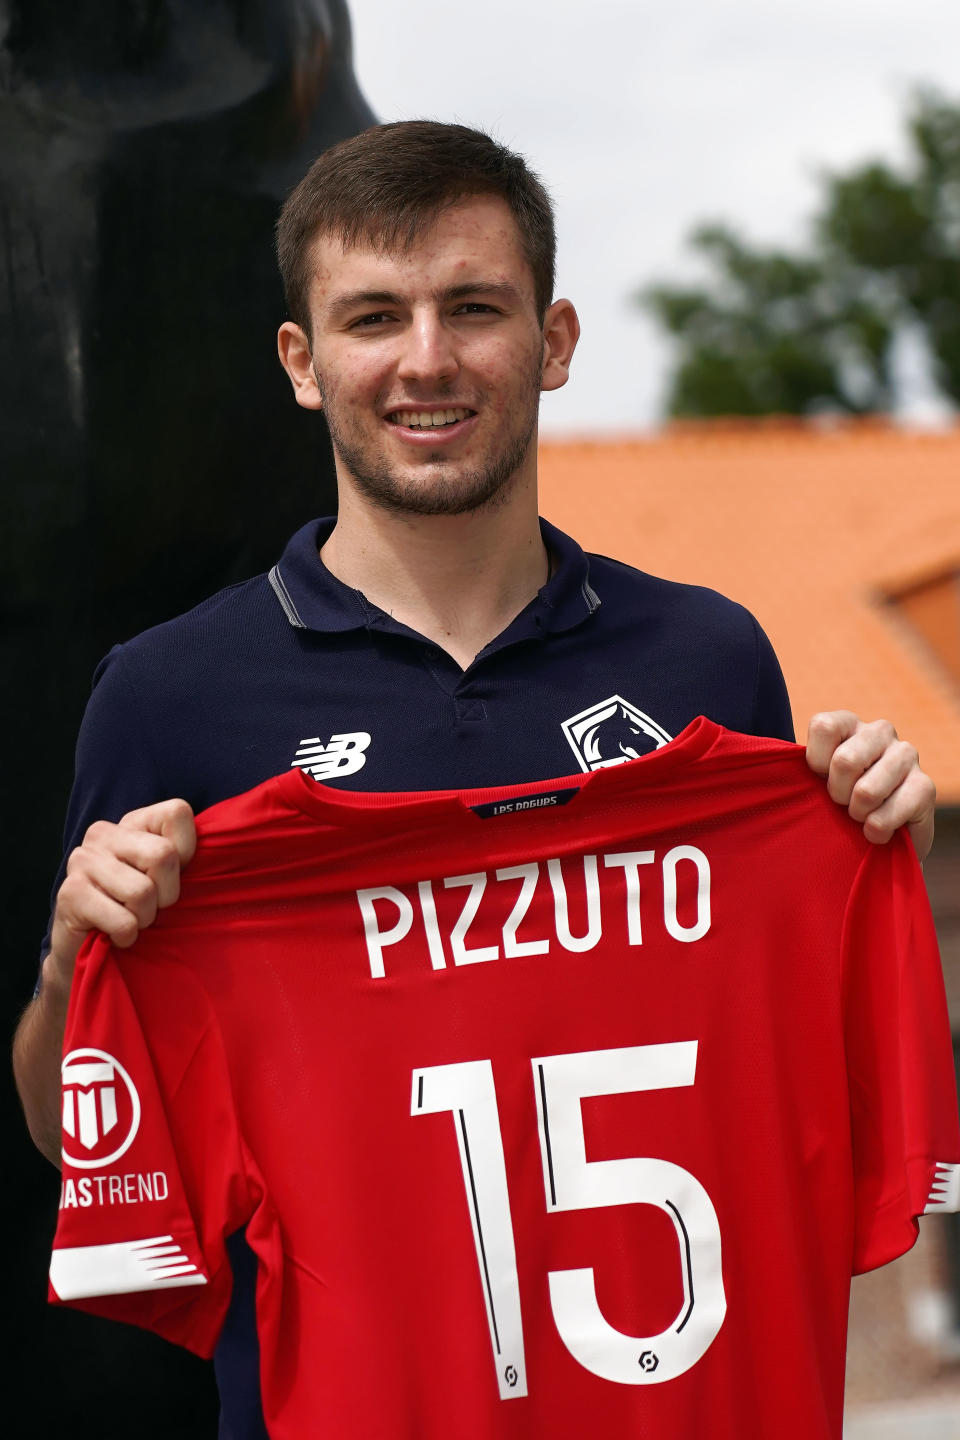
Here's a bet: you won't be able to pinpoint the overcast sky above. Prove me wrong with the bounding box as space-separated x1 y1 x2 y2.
345 0 960 433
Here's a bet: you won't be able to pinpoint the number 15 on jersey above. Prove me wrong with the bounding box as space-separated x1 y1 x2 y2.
412 1042 726 1399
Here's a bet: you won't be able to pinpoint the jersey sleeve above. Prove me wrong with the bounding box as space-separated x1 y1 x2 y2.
842 835 960 1273
48 933 256 1357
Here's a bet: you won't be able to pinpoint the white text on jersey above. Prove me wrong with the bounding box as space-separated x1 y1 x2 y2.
357 846 711 979
59 1171 170 1210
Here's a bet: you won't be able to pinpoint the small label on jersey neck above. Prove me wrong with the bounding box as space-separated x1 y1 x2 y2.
470 787 581 819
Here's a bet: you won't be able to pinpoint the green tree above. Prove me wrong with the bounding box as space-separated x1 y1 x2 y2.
640 90 960 418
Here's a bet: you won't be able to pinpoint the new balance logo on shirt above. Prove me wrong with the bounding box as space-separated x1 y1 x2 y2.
292 732 371 780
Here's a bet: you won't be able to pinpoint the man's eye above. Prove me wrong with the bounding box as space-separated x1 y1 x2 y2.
456 302 495 315
351 312 391 328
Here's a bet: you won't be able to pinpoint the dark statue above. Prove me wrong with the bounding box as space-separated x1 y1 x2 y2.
2 4 374 1431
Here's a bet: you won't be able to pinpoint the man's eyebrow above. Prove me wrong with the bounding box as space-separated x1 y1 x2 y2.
326 280 524 320
440 280 524 304
326 289 405 320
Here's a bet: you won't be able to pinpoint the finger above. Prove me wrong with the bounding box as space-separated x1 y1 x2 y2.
845 741 919 824
118 798 196 864
51 877 147 959
908 810 936 863
74 825 184 911
858 769 936 846
823 719 898 806
66 851 162 930
804 711 860 777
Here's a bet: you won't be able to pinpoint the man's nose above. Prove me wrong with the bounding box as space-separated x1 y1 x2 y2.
396 312 460 387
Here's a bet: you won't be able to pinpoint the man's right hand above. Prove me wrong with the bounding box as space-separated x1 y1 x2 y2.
14 798 196 1166
46 798 197 992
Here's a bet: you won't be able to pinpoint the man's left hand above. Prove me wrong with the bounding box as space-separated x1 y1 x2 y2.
805 711 936 861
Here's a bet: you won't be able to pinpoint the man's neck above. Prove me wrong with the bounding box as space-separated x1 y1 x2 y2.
320 481 549 670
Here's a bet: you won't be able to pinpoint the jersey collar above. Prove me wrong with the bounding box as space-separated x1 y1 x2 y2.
268 517 600 643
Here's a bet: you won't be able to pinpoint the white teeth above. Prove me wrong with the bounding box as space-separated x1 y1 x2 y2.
390 408 471 428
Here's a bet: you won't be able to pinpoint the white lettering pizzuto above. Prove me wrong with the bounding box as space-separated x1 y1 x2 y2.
357 845 712 979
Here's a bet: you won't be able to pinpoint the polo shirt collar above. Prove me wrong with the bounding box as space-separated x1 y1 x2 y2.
268 516 600 641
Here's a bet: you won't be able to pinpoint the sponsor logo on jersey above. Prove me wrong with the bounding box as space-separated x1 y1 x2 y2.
59 1171 170 1210
561 696 672 772
291 731 371 780
61 1048 141 1170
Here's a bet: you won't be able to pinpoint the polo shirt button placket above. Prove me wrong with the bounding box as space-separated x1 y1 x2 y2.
454 696 488 723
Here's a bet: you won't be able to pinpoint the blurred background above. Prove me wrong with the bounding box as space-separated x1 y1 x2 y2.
4 1 959 1434
348 0 960 435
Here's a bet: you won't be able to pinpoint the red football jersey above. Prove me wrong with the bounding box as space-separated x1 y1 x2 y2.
49 718 960 1439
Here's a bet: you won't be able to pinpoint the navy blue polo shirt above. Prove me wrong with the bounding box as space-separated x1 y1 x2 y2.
47 514 794 1439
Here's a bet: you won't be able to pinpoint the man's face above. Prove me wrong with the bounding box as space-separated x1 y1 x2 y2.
301 197 552 516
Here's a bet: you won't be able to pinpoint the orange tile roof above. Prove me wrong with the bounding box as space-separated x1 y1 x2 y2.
538 420 960 801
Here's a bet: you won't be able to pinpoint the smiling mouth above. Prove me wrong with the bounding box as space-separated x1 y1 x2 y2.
387 407 475 429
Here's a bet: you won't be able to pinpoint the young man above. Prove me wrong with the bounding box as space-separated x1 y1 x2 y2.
15 122 936 1435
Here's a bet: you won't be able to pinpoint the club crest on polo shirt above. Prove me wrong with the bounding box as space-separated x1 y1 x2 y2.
561 696 672 772
291 732 371 780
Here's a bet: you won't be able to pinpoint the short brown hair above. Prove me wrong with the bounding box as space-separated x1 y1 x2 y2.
276 120 556 335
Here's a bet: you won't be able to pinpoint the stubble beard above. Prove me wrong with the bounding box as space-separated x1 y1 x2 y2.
314 362 543 518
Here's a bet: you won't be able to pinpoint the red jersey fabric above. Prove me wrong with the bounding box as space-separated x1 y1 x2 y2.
49 718 960 1439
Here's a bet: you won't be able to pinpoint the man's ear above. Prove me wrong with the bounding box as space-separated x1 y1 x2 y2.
277 322 324 411
540 298 580 393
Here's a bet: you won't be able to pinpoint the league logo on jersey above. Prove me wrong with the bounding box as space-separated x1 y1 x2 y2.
291 731 371 781
61 1048 141 1170
561 696 672 772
